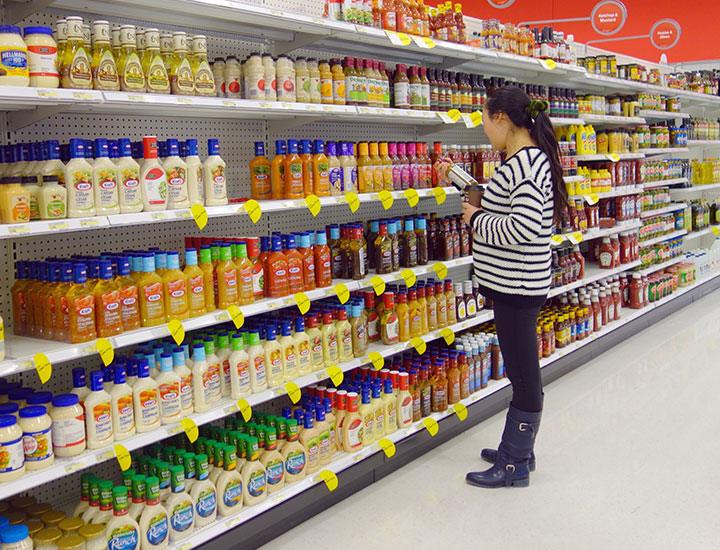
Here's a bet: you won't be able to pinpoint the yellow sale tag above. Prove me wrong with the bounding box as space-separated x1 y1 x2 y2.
37 90 59 98
585 193 600 205
371 276 386 295
72 92 93 99
421 37 436 48
378 190 394 210
378 438 396 457
127 95 145 102
568 232 584 244
114 444 132 471
237 398 252 422
294 292 311 314
711 227 720 236
551 235 565 245
334 283 350 304
368 352 384 371
433 187 447 205
345 191 360 213
190 204 208 230
0 323 3 342
96 338 114 366
326 365 344 387
411 337 427 355
432 262 448 280
404 188 419 207
285 382 302 404
181 418 199 443
606 153 620 162
401 269 416 288
305 194 321 217
423 417 439 436
441 327 455 345
469 111 483 126
542 59 557 70
33 353 52 384
227 305 244 329
318 469 338 491
446 109 462 122
243 200 262 223
167 319 185 345
453 403 468 421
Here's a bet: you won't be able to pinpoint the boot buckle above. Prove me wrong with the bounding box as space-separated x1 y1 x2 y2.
505 464 515 486
518 422 536 437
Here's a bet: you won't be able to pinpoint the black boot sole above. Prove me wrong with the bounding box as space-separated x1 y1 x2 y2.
465 474 530 488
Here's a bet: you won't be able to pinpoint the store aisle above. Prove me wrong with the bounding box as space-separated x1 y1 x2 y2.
261 293 720 550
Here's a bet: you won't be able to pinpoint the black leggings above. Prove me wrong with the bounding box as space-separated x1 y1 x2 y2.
490 291 545 413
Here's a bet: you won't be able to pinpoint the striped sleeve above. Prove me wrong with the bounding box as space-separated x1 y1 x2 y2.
470 178 546 246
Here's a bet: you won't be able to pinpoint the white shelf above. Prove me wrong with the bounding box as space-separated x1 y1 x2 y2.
635 256 684 276
687 140 720 147
0 257 472 376
636 110 691 120
669 182 720 194
550 117 585 126
547 260 641 298
0 309 492 499
0 188 457 240
563 175 585 183
638 229 688 248
684 227 720 240
576 153 645 161
642 147 690 156
643 177 689 189
568 186 642 202
640 203 687 218
582 114 646 125
553 221 642 246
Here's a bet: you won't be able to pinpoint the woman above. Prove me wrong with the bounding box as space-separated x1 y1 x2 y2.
437 85 567 488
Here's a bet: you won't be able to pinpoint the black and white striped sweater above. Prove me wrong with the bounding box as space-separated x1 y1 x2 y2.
456 146 554 297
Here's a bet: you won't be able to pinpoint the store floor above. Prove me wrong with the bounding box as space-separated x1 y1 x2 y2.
261 292 720 550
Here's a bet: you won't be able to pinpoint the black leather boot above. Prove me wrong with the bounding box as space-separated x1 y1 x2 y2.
480 448 536 471
466 404 542 488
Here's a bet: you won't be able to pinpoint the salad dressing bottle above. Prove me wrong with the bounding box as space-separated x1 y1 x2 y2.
264 324 284 388
246 330 268 392
166 466 195 542
203 337 222 403
184 139 204 206
65 139 95 218
189 454 217 526
133 359 160 433
128 475 146 523
298 410 320 474
191 343 211 413
198 246 215 313
85 370 113 449
216 445 243 516
163 251 189 321
169 32 194 95
341 392 363 453
382 379 397 435
142 28 170 94
284 139 304 199
298 140 314 198
249 141 271 200
92 138 120 214
293 316 312 377
229 333 251 399
304 314 324 371
67 263 97 343
163 139 189 209
156 353 182 425
336 306 353 363
235 241 254 306
312 139 331 196
281 419 306 484
358 386 375 447
320 311 339 367
259 428 284 494
138 253 166 327
216 332 232 397
110 364 136 441
117 25 146 92
183 248 206 318
61 16 92 89
270 140 286 200
171 348 193 417
203 139 227 206
116 138 142 214
138 476 169 550
140 136 168 212
216 243 238 309
93 259 123 337
91 20 119 91
279 320 298 382
241 437 267 505
104 486 140 549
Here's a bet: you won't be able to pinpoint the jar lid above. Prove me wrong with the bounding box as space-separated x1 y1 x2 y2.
19 405 47 418
24 26 53 36
57 535 86 550
26 391 53 405
24 518 44 536
0 403 18 415
41 509 67 526
27 502 52 518
6 511 26 524
52 393 79 407
0 25 22 35
58 517 84 533
35 527 63 542
0 524 29 544
0 414 18 427
10 496 36 510
78 523 105 539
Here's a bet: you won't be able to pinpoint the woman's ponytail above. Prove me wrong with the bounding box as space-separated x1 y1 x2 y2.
485 86 569 224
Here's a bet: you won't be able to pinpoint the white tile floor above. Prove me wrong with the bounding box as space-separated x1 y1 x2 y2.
260 292 720 550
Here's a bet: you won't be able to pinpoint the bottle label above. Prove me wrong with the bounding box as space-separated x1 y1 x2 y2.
398 396 413 425
95 50 118 86
70 169 94 212
170 500 194 532
208 164 227 200
146 55 169 91
122 53 145 89
180 374 192 411
253 355 266 386
208 363 221 398
394 81 410 108
0 435 24 473
142 282 164 319
159 381 181 418
268 348 283 382
174 59 194 93
265 458 284 485
138 388 159 426
332 77 345 102
51 414 85 449
115 394 135 434
142 167 167 206
195 487 217 517
194 61 216 95
68 48 92 86
120 166 141 207
222 479 243 507
73 293 96 334
22 425 52 462
167 278 188 315
108 524 139 550
285 449 306 475
166 165 187 203
144 512 169 546
99 289 122 329
247 470 267 497
120 285 140 326
246 72 264 99
27 44 56 78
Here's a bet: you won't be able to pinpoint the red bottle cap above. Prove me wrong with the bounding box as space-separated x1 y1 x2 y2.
399 372 409 391
383 291 395 309
346 392 359 413
390 370 399 389
246 237 260 258
336 390 348 411
143 136 158 159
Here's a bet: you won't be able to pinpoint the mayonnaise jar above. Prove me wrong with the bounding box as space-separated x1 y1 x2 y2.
0 26 29 87
24 26 59 88
0 414 25 481
50 393 86 458
19 405 54 470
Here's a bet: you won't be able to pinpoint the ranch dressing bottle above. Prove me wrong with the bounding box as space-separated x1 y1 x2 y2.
240 437 267 506
203 139 227 206
65 138 95 218
140 136 167 211
92 138 120 215
163 139 189 209
166 466 194 542
138 476 169 550
189 454 217 527
215 445 243 517
104 486 140 550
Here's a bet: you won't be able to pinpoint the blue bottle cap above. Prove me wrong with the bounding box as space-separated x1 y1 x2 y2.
95 138 109 158
185 139 198 156
208 139 220 155
73 263 88 284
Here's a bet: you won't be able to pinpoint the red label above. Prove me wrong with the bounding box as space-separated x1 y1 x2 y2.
145 167 164 181
650 19 681 49
590 1 627 35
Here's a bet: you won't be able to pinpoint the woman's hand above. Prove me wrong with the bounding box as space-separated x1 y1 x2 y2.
434 159 453 181
462 202 482 226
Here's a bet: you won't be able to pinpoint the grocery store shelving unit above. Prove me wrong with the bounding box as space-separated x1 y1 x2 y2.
639 203 687 218
670 182 720 195
569 185 643 201
687 140 720 147
644 177 689 189
553 221 642 247
2 0 720 548
639 229 689 248
635 256 684 276
643 147 691 156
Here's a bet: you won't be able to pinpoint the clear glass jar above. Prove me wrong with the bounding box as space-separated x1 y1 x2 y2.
0 524 33 550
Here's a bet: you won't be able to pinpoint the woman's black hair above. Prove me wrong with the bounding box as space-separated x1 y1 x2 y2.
485 85 568 224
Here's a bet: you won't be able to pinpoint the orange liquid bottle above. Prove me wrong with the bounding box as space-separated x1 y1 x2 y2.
311 139 331 197
41 262 60 341
137 253 167 327
299 139 314 198
258 236 272 298
250 141 272 200
246 237 264 300
66 262 98 343
266 235 289 298
382 0 397 30
198 245 216 313
271 140 286 200
285 234 305 295
216 243 238 309
297 232 316 291
284 139 304 199
313 230 332 288
163 251 190 321
52 262 73 342
116 256 141 331
182 248 206 318
454 3 466 44
235 241 255 306
93 259 123 337
11 260 30 336
27 262 48 339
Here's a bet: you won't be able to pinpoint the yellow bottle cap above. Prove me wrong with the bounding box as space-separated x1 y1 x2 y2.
369 142 379 156
358 142 369 156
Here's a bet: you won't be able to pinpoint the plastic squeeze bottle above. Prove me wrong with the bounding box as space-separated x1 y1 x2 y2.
92 138 120 215
189 453 217 526
216 444 243 516
138 475 169 550
164 139 189 209
85 370 113 449
229 332 251 399
203 139 227 206
171 347 193 417
133 358 160 433
104 486 141 550
110 364 136 441
165 466 195 542
140 136 168 211
241 437 267 506
156 353 182 425
184 139 204 206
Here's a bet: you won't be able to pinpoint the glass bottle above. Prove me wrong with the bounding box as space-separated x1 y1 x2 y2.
91 20 119 91
142 28 170 94
190 35 216 96
117 25 146 92
61 16 92 89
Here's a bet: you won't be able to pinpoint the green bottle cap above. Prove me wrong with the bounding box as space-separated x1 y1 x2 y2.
157 461 170 491
99 480 114 508
89 477 100 504
287 418 299 441
170 465 185 493
145 476 160 503
205 440 217 465
122 469 136 490
225 417 237 431
195 454 209 480
231 334 244 352
183 452 196 480
222 445 237 471
131 475 146 502
112 486 129 512
163 446 176 463
237 434 248 459
277 417 287 440
218 333 230 350
213 443 223 470
265 427 277 450
199 247 211 264
195 436 207 456
246 422 257 438
267 416 277 430
173 449 186 466
80 473 92 498
139 455 152 475
246 436 259 462
256 425 266 448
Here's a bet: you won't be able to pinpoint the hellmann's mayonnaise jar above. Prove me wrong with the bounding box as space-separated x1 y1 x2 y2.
0 25 29 86
0 414 25 481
